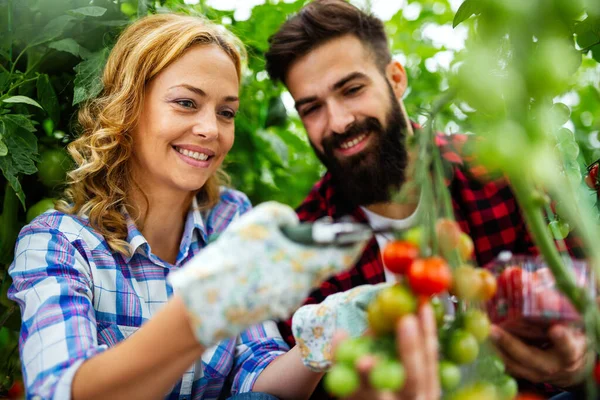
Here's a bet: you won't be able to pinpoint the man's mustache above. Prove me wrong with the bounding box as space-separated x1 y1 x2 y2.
323 117 384 152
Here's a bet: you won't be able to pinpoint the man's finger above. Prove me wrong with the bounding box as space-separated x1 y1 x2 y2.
548 325 587 365
418 303 440 400
396 314 424 399
490 325 555 374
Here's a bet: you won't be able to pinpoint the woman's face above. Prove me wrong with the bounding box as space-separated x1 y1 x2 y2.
131 44 239 196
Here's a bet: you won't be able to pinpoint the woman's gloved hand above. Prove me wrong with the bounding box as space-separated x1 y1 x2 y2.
292 283 392 372
168 201 369 347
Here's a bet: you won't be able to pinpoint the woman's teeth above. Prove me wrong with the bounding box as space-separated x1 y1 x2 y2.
175 147 209 161
339 133 367 149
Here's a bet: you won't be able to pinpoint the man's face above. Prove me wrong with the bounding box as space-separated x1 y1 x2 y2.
285 34 410 206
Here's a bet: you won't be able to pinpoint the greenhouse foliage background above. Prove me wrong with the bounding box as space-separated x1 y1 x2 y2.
0 0 600 393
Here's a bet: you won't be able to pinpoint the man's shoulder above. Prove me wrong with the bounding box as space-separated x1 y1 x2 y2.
296 173 335 222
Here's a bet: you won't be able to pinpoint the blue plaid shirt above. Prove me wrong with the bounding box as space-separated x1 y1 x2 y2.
8 188 289 400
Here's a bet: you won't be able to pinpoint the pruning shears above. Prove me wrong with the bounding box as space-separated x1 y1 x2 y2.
280 218 400 246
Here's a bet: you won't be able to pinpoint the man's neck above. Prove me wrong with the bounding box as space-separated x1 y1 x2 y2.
364 201 418 220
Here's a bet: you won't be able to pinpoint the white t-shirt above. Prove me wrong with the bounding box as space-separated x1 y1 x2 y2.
360 205 419 283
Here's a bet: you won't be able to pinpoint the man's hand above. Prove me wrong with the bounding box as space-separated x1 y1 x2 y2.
490 324 591 388
336 304 440 400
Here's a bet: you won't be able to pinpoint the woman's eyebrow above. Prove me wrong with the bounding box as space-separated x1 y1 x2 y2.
169 84 238 102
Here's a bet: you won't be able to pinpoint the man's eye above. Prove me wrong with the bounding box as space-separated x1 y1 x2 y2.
302 104 320 117
345 85 363 96
176 99 195 109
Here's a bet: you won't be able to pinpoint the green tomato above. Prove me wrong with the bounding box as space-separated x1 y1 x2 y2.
496 375 518 400
446 329 479 365
369 360 405 392
26 198 56 223
403 227 423 247
378 285 417 322
451 382 498 400
555 127 574 143
430 296 446 326
439 360 461 391
335 336 372 367
37 148 72 189
463 309 491 343
550 103 571 127
120 2 137 16
556 141 580 161
324 364 360 398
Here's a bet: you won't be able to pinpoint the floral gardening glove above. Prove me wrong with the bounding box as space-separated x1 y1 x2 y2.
292 283 392 372
167 201 369 347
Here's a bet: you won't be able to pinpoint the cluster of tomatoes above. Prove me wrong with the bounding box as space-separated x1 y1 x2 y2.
324 219 520 399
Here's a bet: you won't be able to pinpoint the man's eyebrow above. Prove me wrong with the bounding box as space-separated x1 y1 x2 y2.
332 72 368 91
294 72 369 110
169 84 239 102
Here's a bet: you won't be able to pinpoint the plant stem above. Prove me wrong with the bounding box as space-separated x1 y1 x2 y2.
509 173 600 346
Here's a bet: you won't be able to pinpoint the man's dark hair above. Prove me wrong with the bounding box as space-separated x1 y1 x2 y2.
265 0 392 84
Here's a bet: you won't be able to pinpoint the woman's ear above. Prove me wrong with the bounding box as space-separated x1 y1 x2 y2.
385 60 408 99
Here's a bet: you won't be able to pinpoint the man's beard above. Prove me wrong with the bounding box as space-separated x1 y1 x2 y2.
312 87 409 209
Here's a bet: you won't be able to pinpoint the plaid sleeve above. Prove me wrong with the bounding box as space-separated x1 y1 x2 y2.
8 222 106 400
229 320 290 394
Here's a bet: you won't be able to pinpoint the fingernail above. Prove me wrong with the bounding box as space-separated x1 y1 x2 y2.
489 327 501 340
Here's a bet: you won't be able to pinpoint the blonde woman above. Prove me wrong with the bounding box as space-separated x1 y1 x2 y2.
7 14 367 400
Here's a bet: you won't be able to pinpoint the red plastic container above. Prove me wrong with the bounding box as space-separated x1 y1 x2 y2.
485 252 593 341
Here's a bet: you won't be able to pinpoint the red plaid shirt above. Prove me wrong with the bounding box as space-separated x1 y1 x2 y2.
279 133 583 398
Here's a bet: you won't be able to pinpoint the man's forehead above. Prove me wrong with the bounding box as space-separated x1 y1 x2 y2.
285 35 377 98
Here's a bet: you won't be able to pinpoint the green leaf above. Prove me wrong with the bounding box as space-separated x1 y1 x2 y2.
72 48 109 105
30 15 75 47
138 0 149 17
36 75 60 124
2 96 43 109
0 139 7 157
3 114 36 133
453 0 479 28
0 73 9 93
0 115 40 207
49 38 92 59
67 6 107 18
592 44 600 63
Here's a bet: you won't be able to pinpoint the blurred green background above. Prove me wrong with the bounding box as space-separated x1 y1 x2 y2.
1 0 600 396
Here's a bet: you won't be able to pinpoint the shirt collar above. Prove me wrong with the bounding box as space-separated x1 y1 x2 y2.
122 196 208 265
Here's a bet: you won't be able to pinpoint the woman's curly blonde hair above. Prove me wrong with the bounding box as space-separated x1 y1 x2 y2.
56 13 246 257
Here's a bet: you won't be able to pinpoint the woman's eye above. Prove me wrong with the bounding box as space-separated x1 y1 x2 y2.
219 109 237 120
175 99 195 109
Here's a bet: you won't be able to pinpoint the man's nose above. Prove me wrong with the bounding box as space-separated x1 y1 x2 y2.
327 102 355 134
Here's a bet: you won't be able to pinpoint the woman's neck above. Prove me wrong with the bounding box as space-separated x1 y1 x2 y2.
128 186 196 264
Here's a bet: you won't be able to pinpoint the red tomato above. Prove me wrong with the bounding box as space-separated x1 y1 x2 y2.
408 256 452 296
7 380 24 399
585 163 599 189
594 361 600 383
382 240 419 275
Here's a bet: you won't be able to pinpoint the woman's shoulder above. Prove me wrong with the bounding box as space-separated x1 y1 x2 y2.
217 187 252 214
20 209 106 250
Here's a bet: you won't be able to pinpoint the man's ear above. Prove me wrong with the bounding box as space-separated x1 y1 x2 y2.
385 60 408 99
